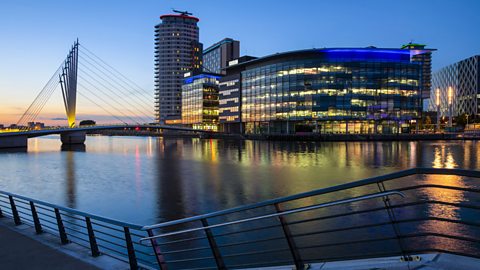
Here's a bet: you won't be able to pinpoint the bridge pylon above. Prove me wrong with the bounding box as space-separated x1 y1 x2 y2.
59 40 79 128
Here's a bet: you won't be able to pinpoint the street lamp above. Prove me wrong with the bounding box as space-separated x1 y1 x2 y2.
466 113 469 129
436 88 440 132
447 86 453 128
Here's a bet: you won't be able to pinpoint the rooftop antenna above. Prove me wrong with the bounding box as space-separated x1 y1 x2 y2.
172 9 193 16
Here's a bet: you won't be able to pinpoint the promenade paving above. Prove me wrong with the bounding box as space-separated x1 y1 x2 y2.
0 224 99 269
0 219 129 270
246 253 480 270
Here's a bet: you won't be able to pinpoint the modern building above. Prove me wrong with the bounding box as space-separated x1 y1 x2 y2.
429 55 480 118
203 38 240 74
181 72 221 131
402 43 434 100
154 11 203 123
221 46 434 134
218 56 257 133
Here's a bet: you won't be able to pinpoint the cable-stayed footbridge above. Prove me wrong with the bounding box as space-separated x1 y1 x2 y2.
0 40 202 149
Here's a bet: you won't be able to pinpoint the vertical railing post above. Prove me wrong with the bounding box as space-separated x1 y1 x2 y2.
201 218 226 270
275 203 305 270
124 227 138 270
29 202 43 234
54 208 69 244
377 182 409 261
147 229 168 270
85 217 100 257
0 202 3 218
9 195 21 225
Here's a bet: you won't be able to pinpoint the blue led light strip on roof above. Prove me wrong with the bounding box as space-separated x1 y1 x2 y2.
184 74 221 84
321 49 411 62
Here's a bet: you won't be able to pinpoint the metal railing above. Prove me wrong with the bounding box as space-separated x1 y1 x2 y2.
138 167 480 270
1 167 480 270
0 190 155 269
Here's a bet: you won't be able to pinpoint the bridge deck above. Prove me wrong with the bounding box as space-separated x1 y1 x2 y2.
0 125 206 138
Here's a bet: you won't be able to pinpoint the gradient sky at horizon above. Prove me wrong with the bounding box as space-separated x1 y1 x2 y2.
1 0 479 125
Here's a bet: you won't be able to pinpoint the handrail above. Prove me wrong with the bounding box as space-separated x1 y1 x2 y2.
140 191 405 242
0 190 143 230
2 167 480 270
142 167 480 230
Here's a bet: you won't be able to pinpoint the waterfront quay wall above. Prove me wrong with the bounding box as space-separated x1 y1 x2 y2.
88 129 468 142
246 133 461 142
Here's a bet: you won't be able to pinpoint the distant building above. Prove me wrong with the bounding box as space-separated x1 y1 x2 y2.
221 46 434 135
27 122 45 130
429 55 480 118
218 56 257 133
181 72 221 131
0 124 4 129
402 43 434 100
154 12 203 123
203 38 239 74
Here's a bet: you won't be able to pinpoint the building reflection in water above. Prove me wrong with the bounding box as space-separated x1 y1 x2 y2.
149 139 479 220
135 145 143 200
11 137 474 227
154 138 187 223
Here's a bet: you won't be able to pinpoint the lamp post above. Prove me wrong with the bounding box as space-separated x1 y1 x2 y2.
466 113 469 129
448 86 453 128
436 88 440 132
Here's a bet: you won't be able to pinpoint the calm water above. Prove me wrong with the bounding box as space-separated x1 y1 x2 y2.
0 136 478 226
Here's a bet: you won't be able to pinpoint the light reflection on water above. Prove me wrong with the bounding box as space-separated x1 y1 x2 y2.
0 136 478 226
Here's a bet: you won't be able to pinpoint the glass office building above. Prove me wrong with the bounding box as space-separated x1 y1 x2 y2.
226 47 434 134
181 73 221 131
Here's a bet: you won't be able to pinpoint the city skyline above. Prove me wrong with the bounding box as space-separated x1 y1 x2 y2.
1 0 479 125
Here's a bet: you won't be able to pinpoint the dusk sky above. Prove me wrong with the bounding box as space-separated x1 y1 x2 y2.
1 0 479 125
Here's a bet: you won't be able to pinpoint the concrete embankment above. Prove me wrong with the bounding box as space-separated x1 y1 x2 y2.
246 133 462 141
89 129 471 142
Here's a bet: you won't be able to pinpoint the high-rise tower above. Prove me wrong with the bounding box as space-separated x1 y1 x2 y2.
154 11 202 123
203 38 240 74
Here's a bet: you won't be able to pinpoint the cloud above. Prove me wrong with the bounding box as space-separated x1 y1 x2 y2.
50 117 68 121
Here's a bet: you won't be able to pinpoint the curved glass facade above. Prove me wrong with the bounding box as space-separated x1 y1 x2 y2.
238 49 426 134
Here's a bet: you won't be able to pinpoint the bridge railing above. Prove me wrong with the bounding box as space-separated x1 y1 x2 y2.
2 168 480 270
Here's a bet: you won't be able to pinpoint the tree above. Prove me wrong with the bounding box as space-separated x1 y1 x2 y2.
455 113 468 127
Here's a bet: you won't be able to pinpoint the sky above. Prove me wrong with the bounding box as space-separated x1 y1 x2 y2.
1 0 479 125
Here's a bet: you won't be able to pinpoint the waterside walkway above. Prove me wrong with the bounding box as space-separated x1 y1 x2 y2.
246 253 480 270
0 219 128 270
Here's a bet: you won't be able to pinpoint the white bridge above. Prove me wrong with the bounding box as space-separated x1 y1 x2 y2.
0 125 206 149
1 40 205 149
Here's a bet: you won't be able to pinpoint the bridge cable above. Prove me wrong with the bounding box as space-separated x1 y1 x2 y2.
24 49 76 128
17 66 63 129
77 82 142 124
18 80 57 128
77 74 150 124
17 66 60 126
77 92 128 125
78 61 153 119
78 54 154 113
77 81 142 124
79 44 153 101
21 83 59 129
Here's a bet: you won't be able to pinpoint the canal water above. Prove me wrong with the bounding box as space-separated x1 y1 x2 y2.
0 136 478 226
1 136 480 267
